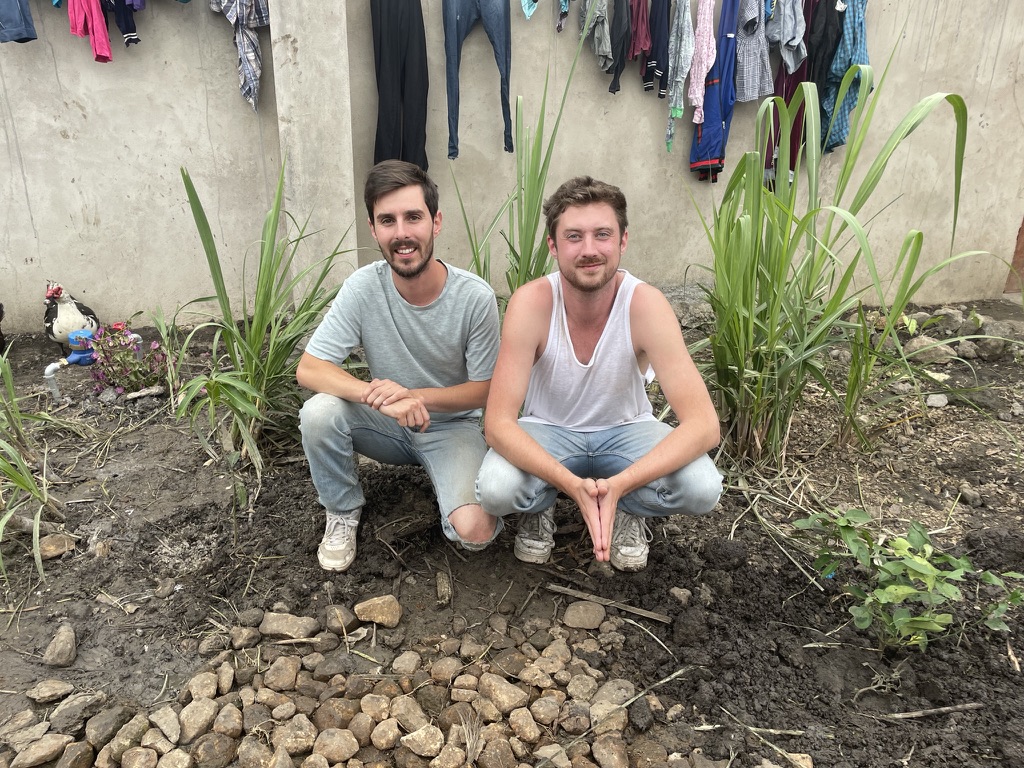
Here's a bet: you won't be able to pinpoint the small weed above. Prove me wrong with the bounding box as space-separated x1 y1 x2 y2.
794 508 1023 652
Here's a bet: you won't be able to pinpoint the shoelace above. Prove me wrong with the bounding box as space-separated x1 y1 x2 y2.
614 514 653 548
521 508 556 539
324 515 358 545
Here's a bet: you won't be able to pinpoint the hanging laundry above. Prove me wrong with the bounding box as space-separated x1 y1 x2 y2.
627 0 650 63
735 0 772 102
821 0 868 151
765 0 805 75
606 0 632 93
806 0 845 105
579 0 612 71
103 0 140 47
67 0 112 62
764 0 818 183
210 0 271 111
689 0 739 182
442 0 513 160
664 0 694 151
522 0 538 18
642 0 669 97
126 0 143 8
557 0 570 32
0 0 37 42
688 0 716 126
371 0 429 171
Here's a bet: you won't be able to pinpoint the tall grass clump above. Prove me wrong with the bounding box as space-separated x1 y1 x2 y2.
175 163 348 480
698 58 969 466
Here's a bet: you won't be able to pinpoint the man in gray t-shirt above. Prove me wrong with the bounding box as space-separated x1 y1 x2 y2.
297 160 501 572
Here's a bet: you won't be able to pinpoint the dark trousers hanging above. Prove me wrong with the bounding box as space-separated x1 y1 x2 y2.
371 0 429 171
442 0 513 160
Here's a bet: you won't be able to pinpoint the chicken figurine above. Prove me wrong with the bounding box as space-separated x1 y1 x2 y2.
44 281 100 353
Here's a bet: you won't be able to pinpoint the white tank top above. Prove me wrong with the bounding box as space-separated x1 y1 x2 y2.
520 271 656 432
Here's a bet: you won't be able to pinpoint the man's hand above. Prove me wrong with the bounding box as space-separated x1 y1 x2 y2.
362 379 412 410
567 478 610 561
594 478 625 560
378 397 431 432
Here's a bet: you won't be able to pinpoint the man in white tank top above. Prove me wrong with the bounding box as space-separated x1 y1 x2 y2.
477 176 723 571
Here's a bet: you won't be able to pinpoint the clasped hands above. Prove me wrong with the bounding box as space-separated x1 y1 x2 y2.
362 378 430 431
568 476 625 562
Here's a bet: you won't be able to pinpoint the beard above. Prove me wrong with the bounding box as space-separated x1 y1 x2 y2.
559 258 616 293
383 236 434 279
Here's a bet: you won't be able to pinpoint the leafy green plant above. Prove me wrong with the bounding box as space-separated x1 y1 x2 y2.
176 163 348 479
695 58 969 466
795 508 1023 652
90 321 171 395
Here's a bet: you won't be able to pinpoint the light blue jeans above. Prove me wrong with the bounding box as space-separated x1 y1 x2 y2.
476 420 724 519
299 393 494 543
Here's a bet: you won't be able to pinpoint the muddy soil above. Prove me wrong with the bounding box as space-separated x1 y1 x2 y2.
2 301 1024 767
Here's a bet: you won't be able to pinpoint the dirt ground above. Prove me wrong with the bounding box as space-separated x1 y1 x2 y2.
2 299 1024 768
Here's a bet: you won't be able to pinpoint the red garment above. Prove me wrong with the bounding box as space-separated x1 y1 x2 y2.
627 0 650 61
68 0 112 62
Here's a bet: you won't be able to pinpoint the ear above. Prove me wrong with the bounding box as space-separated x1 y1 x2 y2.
433 211 443 238
547 234 557 257
620 229 628 253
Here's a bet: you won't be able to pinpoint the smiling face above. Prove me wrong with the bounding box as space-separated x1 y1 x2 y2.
368 184 442 281
548 202 627 293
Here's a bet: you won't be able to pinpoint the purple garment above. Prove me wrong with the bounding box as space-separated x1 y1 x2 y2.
126 0 144 9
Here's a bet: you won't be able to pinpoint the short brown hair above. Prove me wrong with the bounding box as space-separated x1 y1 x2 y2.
543 176 628 238
364 160 439 220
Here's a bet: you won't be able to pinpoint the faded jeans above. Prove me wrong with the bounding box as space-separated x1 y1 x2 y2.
299 393 493 543
476 420 724 519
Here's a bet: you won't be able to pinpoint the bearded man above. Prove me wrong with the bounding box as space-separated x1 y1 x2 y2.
297 160 501 571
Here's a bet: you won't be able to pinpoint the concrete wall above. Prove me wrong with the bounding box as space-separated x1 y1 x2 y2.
2 0 1022 332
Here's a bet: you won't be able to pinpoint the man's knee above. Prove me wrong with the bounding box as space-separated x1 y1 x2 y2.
448 504 497 544
475 462 521 517
680 462 724 515
300 394 353 439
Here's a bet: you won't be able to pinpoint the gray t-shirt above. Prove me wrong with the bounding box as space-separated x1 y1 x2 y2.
305 260 500 422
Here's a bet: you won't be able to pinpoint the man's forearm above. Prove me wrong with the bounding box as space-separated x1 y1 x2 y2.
412 379 490 413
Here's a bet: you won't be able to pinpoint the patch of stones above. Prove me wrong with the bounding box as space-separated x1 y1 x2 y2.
0 595 769 768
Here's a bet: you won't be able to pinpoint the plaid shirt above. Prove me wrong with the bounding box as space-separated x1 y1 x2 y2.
735 0 773 102
821 0 868 150
210 0 270 111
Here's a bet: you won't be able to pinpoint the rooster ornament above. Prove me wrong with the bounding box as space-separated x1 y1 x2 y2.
44 282 100 352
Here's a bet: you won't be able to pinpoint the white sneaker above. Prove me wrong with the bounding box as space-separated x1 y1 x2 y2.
610 512 653 572
318 512 359 572
514 506 556 564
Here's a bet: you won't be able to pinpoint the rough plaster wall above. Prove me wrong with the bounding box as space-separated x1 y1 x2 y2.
0 0 280 332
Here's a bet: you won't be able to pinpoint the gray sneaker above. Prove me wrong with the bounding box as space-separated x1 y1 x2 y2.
514 506 556 564
318 512 359 572
610 512 653 572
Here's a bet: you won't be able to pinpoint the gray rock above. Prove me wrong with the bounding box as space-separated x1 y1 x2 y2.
148 707 180 745
370 718 402 750
429 657 461 685
311 698 359 731
197 636 229 656
85 706 134 749
956 339 979 359
529 696 560 726
121 747 158 768
259 613 320 640
563 601 606 630
541 638 572 664
187 673 218 702
346 713 374 747
264 657 302 692
25 680 74 705
390 696 430 733
592 679 635 706
904 335 955 365
533 743 571 768
354 596 403 628
591 734 629 768
958 481 983 508
478 674 529 714
270 714 318 755
429 743 466 768
109 714 151 762
155 749 193 768
507 708 540 744
558 701 591 735
300 754 330 768
925 393 948 408
235 736 272 768
229 627 261 650
414 684 449 717
930 307 964 336
212 705 242 739
567 675 598 702
459 634 488 660
391 651 422 675
400 725 444 758
0 711 38 739
590 701 627 735
322 605 360 635
669 587 692 606
628 697 654 731
268 745 294 768
976 320 1017 361
6 723 50 753
178 699 219 745
42 625 77 668
190 733 237 768
236 608 264 627
517 664 554 689
10 734 74 768
55 741 94 768
140 728 173 755
477 738 516 768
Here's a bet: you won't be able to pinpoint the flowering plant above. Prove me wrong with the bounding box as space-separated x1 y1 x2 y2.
90 322 169 394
